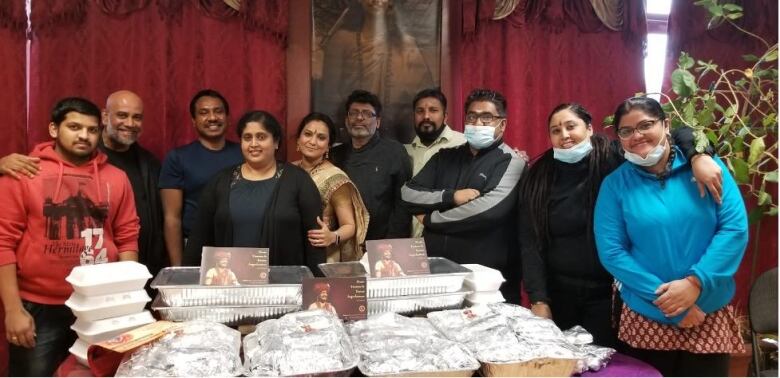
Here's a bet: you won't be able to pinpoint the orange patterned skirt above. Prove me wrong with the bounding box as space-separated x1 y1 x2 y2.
618 304 745 354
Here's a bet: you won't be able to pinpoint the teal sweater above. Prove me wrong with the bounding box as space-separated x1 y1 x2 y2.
594 146 748 325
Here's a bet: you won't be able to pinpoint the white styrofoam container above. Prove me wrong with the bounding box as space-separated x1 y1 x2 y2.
69 338 90 367
66 261 152 296
71 310 155 344
465 290 505 305
65 290 150 321
462 264 506 292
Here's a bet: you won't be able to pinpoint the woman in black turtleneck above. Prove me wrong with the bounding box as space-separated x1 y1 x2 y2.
517 103 722 348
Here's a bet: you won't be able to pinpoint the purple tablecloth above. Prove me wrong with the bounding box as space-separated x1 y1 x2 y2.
580 353 662 377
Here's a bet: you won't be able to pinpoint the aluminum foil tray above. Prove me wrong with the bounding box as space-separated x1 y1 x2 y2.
319 257 470 298
152 296 299 326
368 290 471 316
151 265 312 306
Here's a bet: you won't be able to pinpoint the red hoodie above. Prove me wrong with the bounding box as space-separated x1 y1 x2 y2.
0 142 139 304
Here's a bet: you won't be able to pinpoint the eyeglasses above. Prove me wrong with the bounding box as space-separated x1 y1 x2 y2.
347 110 377 120
616 119 660 140
465 112 503 125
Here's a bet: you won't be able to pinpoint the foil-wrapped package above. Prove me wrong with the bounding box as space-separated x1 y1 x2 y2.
348 313 479 376
572 344 617 373
114 321 243 377
563 325 595 345
243 310 358 376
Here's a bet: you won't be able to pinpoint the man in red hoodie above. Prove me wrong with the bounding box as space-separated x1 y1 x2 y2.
0 97 140 376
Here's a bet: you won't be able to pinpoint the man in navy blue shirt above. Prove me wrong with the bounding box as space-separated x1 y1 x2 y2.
159 89 242 266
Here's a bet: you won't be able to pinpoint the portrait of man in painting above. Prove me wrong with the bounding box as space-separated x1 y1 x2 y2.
312 0 441 144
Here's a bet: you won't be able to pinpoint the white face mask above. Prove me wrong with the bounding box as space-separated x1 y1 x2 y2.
624 136 667 166
464 124 496 150
553 137 593 164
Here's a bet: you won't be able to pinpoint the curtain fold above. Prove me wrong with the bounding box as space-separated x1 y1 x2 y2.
0 3 27 374
457 0 646 159
28 0 288 160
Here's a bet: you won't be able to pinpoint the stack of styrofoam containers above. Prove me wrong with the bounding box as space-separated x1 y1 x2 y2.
64 261 155 366
461 264 506 306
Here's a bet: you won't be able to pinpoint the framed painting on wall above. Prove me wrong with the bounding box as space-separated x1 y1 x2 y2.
311 0 442 144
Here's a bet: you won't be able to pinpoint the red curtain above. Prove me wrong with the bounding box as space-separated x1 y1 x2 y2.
454 0 647 159
0 1 26 372
28 0 288 160
664 0 779 312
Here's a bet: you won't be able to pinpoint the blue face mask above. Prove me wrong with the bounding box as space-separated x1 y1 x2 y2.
464 124 496 150
553 137 593 164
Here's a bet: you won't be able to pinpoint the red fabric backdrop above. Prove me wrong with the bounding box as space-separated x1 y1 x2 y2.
0 2 26 373
664 0 778 312
28 0 287 160
453 0 647 159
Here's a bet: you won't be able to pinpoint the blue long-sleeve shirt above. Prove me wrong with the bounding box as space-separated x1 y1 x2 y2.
594 146 748 325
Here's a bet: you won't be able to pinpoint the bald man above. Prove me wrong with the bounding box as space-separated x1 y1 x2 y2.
0 90 168 277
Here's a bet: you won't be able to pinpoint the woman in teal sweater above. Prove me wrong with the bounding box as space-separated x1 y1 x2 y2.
594 97 748 376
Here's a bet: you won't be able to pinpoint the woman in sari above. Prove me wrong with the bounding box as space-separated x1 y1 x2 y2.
294 112 369 262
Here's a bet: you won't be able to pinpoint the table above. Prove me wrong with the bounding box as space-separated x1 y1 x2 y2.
57 352 662 377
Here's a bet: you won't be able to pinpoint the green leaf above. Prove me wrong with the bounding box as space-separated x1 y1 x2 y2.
726 12 743 20
748 137 766 166
679 53 695 70
748 206 766 225
707 4 724 16
758 190 773 206
737 126 750 138
722 4 743 12
705 130 718 145
672 70 693 97
719 123 731 137
603 115 614 128
724 104 737 118
731 157 749 184
697 110 715 128
766 207 778 217
765 49 778 62
733 136 744 153
707 15 725 29
766 170 779 183
762 113 777 128
743 54 760 62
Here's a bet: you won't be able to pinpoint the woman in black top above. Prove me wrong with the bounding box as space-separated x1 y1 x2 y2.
184 111 324 273
518 103 723 347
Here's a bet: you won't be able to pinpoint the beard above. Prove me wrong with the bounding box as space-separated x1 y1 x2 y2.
415 121 445 145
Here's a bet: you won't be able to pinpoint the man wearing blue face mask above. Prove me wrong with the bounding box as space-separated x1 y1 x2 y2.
401 88 525 304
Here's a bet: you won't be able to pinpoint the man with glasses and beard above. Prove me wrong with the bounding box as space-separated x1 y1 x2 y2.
401 88 525 303
159 89 242 266
330 90 412 240
404 88 465 237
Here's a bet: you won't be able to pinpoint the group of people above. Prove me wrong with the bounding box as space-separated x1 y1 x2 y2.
0 85 747 377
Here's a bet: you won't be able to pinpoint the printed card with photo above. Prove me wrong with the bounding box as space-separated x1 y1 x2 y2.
366 238 430 278
199 246 269 286
302 277 367 321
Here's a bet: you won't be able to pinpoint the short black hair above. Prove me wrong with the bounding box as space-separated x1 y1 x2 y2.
51 97 101 125
236 110 282 142
189 89 230 118
465 88 507 117
344 89 382 117
296 112 337 146
412 87 447 112
613 96 666 129
547 103 592 126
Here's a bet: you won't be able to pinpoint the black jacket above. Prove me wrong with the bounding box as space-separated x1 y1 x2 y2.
183 162 325 274
99 141 167 277
331 134 412 240
401 140 525 303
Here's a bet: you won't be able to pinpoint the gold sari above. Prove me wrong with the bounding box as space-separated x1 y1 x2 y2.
310 164 369 262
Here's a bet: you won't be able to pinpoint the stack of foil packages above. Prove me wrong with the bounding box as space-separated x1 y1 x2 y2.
242 310 359 376
427 303 615 373
348 312 480 376
115 321 243 377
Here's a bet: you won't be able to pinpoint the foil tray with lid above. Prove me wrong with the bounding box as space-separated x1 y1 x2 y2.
368 290 471 316
319 257 470 298
151 295 300 326
151 265 312 306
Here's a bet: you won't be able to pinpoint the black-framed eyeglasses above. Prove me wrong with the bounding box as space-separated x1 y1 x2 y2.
616 119 661 140
347 110 377 120
465 112 503 125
